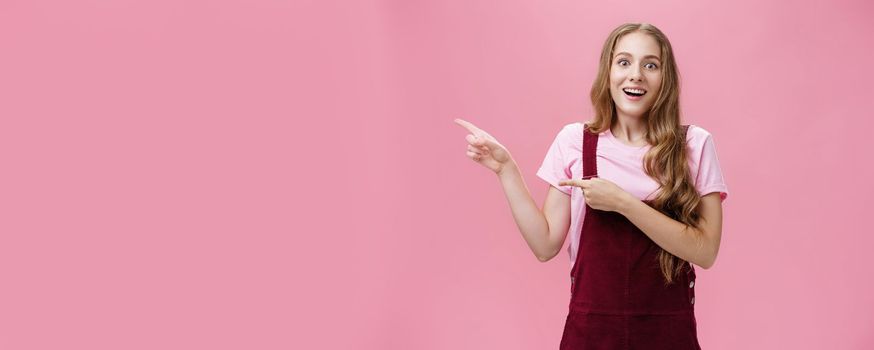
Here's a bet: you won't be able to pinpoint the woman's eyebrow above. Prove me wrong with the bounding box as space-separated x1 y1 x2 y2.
614 52 661 61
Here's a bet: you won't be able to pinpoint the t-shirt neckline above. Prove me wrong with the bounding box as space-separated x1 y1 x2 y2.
604 128 651 151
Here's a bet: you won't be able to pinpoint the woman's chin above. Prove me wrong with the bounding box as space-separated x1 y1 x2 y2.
615 106 650 118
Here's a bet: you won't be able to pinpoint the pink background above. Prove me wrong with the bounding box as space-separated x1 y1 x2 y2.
2 0 873 349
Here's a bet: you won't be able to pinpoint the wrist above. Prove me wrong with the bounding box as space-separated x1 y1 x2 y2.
496 159 519 178
616 192 637 214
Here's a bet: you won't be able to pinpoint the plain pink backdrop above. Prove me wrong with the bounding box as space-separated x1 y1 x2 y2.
2 0 873 349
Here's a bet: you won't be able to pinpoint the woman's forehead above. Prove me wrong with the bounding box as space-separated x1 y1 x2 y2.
613 33 661 60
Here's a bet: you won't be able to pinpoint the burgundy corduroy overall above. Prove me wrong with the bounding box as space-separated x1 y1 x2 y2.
559 124 700 350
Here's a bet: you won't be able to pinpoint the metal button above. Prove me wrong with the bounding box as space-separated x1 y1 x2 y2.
690 297 695 305
689 281 695 288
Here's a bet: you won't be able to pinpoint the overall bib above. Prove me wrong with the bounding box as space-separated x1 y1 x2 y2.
559 124 700 350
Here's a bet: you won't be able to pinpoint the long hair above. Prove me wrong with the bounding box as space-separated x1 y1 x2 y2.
586 23 703 284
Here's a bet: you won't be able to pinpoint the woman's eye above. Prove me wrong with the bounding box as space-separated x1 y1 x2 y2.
617 59 657 69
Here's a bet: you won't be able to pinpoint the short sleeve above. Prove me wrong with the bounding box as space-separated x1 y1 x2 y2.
536 124 575 195
693 131 729 202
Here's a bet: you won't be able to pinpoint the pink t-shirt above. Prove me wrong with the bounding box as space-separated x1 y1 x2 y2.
536 122 729 270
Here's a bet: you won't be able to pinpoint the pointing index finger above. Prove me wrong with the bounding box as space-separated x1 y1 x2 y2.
558 179 592 188
558 179 578 187
454 118 481 134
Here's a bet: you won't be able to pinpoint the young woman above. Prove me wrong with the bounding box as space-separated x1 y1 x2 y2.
454 23 727 349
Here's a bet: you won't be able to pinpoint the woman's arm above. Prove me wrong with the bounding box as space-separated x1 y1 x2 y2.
558 177 723 269
617 192 723 269
497 162 572 262
454 118 571 262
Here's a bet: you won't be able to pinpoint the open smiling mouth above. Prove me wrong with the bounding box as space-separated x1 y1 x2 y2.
623 88 646 97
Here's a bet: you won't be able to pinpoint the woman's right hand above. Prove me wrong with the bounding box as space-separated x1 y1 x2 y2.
454 118 514 175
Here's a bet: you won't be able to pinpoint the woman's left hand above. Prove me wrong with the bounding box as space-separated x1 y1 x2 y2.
558 177 634 213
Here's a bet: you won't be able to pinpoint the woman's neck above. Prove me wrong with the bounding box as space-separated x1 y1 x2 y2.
611 115 648 145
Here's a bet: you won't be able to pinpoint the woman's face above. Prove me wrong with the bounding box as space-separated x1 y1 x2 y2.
609 32 663 120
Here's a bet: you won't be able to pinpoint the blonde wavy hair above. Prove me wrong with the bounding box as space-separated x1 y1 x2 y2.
586 23 702 284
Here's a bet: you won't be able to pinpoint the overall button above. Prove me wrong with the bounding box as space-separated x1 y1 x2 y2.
689 281 695 288
691 297 695 305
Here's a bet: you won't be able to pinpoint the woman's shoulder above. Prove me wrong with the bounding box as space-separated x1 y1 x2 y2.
546 121 585 152
553 121 586 140
561 121 587 132
685 124 715 146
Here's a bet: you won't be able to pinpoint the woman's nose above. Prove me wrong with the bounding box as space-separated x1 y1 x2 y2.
629 67 643 82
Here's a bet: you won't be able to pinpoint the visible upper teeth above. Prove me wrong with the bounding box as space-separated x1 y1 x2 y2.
623 88 645 94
